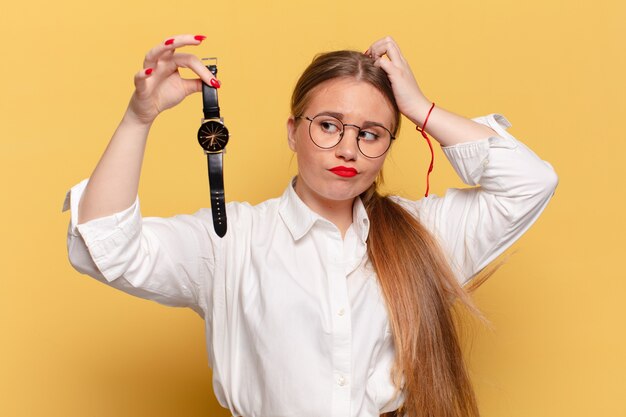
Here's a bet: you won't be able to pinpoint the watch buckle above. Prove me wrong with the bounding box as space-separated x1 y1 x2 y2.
202 57 218 66
203 148 226 155
200 117 225 124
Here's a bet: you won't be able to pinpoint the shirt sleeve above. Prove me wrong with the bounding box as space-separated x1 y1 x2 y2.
392 113 559 286
62 178 216 317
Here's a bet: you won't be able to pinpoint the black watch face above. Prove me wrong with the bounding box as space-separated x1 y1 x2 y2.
197 121 229 152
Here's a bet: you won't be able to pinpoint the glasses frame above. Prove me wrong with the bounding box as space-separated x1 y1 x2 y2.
296 114 396 159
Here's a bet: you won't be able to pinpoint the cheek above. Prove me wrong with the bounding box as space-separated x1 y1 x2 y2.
362 158 385 180
294 136 320 171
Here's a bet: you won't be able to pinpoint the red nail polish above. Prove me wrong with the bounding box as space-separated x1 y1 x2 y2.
164 38 174 45
194 35 206 41
145 68 153 75
210 78 221 88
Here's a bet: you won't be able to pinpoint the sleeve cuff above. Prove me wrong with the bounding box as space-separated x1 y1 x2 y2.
440 113 518 186
63 178 141 282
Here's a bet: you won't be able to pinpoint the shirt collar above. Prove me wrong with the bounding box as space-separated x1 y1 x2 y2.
278 177 371 244
352 192 370 244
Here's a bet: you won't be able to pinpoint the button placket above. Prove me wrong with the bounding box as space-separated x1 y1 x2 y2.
327 235 352 417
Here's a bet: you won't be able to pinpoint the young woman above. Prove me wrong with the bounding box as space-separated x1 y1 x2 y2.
64 34 558 417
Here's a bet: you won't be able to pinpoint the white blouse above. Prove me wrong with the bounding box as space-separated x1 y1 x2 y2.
63 113 558 417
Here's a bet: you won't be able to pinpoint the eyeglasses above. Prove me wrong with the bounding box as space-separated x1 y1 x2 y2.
296 113 396 158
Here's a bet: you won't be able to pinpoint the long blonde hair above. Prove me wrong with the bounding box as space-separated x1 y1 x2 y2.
291 50 500 417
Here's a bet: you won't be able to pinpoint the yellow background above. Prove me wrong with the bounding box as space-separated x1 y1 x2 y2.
1 0 624 416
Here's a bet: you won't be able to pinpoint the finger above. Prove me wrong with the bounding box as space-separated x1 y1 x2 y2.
133 67 155 91
382 39 405 65
373 56 396 75
181 78 204 96
172 53 220 87
366 36 390 59
368 36 405 64
143 33 206 69
369 36 401 62
365 35 393 55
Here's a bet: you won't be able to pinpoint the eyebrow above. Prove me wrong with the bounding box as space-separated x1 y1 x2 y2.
315 111 389 129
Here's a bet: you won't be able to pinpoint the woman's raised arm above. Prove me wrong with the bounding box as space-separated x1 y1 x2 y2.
366 36 558 285
365 36 499 146
77 34 219 224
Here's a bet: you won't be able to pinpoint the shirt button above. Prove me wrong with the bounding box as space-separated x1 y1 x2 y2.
338 308 345 316
482 159 489 167
337 375 347 386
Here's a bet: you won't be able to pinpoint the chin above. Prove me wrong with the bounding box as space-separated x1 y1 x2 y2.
297 171 373 204
320 179 369 201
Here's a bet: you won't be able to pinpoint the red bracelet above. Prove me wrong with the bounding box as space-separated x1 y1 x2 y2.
416 102 436 197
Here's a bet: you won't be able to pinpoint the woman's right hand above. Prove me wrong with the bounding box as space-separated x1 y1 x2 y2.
126 34 220 125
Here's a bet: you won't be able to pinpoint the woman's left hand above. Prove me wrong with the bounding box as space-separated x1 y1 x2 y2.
365 36 430 124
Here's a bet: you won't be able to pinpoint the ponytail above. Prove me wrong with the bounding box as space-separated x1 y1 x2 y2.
362 180 493 417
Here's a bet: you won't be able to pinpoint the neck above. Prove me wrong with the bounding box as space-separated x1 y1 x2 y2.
294 179 354 239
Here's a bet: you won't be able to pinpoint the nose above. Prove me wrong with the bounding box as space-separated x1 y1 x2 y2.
334 125 360 161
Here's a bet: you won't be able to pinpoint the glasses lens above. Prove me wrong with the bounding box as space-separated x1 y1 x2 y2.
356 125 392 158
307 114 392 158
309 115 343 148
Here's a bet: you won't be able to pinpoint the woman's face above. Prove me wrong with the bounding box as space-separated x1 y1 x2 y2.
287 77 396 207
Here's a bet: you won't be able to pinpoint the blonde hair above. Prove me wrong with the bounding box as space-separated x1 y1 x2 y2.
291 50 500 417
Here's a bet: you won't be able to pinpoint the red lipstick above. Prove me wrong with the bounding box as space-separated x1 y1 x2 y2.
329 166 358 178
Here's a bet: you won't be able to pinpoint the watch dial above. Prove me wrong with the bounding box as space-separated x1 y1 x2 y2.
197 121 229 152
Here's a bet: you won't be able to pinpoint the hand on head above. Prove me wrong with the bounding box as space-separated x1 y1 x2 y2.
364 36 430 122
127 34 220 126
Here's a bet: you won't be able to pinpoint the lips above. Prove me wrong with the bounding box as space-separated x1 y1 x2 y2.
329 166 358 178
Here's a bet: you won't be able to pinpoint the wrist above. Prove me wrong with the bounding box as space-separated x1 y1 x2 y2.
123 107 155 129
406 97 434 127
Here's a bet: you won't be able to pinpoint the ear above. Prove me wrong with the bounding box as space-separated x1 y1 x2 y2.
286 116 297 153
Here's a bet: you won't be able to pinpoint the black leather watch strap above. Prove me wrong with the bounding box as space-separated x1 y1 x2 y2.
207 152 227 237
202 65 220 119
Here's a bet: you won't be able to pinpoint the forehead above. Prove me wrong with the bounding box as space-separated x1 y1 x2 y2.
304 78 395 127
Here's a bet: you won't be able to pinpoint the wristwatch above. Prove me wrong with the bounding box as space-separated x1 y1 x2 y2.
197 60 229 238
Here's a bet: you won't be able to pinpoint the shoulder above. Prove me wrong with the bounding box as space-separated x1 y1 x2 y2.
385 192 454 241
386 193 430 221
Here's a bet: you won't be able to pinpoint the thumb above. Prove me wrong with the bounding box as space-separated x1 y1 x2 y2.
183 78 204 96
373 56 397 77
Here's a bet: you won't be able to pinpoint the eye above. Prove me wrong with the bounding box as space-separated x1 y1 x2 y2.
319 120 341 134
358 130 380 141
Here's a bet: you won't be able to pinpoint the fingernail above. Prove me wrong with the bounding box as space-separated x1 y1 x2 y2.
210 78 221 88
164 38 175 46
145 68 153 75
194 35 206 41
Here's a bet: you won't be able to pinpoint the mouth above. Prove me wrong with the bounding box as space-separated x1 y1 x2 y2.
329 166 358 178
